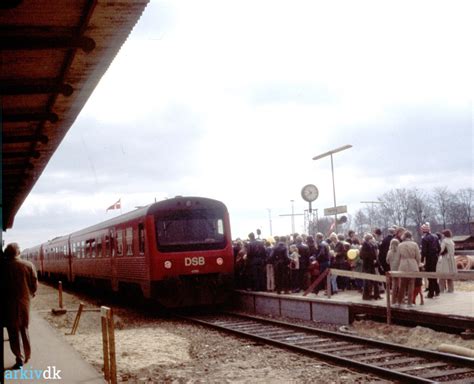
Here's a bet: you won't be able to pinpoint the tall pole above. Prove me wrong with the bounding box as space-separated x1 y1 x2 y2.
291 200 295 234
267 208 273 237
330 154 337 233
279 204 304 235
313 145 352 235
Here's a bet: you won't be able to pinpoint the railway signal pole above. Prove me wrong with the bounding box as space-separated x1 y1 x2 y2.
279 200 304 235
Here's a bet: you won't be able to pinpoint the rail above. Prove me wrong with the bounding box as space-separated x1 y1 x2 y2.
181 312 474 383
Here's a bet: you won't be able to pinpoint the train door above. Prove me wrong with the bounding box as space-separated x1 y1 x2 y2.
39 245 44 277
67 236 73 282
110 228 118 292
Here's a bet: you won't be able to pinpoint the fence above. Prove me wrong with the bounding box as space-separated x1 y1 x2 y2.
101 306 117 384
326 269 474 325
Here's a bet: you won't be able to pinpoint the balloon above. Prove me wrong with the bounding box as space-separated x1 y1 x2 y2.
347 248 359 260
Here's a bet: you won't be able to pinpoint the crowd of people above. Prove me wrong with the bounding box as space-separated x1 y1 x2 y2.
233 223 458 307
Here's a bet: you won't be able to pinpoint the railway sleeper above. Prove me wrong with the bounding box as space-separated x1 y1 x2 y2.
255 330 302 338
421 368 474 380
395 362 450 373
356 352 401 362
317 344 361 353
333 347 381 357
376 357 426 367
290 337 333 346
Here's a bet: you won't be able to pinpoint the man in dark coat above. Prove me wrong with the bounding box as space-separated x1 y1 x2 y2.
271 238 290 294
2 243 38 369
420 223 440 298
246 232 267 291
360 234 381 300
378 227 395 274
315 233 330 293
295 236 310 291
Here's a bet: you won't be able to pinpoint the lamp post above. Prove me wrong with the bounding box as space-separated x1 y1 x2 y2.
313 144 352 233
267 208 273 237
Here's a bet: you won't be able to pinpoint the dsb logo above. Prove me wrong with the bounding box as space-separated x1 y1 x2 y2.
184 257 205 267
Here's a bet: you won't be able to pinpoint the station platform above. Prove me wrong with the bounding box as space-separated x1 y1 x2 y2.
234 288 474 331
3 311 104 383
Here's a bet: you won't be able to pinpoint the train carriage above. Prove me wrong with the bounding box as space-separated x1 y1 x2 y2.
148 196 234 306
21 244 43 276
37 196 234 307
42 235 71 281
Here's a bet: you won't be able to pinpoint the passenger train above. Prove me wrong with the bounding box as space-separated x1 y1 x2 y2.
22 196 234 307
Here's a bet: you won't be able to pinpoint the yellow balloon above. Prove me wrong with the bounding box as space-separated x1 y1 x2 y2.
347 248 359 260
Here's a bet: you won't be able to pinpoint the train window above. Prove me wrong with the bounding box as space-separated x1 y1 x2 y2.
217 219 224 235
117 230 123 256
126 227 133 256
105 235 110 257
81 240 85 258
97 237 103 258
138 223 145 254
91 239 96 258
155 208 227 252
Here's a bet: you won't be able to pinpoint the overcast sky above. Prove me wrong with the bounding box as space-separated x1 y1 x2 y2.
4 0 474 248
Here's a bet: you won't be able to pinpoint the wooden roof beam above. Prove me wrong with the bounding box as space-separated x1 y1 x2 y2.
2 112 58 123
2 150 41 159
3 134 49 144
3 162 34 170
0 36 95 52
1 81 73 96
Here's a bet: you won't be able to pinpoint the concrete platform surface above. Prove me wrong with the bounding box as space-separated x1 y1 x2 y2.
235 288 473 329
244 288 473 318
301 289 474 318
3 311 105 383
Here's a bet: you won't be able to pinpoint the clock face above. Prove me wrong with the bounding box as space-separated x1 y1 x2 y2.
301 184 319 202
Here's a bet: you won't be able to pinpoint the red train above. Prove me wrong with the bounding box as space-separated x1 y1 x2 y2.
22 196 234 307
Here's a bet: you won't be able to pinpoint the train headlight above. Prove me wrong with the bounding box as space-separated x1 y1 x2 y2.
216 257 224 266
164 260 172 269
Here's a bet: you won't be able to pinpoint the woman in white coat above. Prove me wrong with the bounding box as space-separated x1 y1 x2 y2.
437 229 457 293
396 231 421 307
386 238 401 304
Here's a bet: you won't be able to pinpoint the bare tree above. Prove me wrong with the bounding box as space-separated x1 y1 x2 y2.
432 187 453 229
312 216 335 237
457 188 474 224
379 188 411 227
353 209 368 237
408 188 433 227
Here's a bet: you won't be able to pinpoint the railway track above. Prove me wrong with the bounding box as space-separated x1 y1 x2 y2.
180 312 474 383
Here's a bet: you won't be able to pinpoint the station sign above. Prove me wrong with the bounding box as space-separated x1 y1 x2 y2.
324 205 347 216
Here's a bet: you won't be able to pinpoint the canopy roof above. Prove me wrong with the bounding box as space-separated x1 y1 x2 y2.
1 0 149 229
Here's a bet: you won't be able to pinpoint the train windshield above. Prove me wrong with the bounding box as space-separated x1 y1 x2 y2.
155 208 227 252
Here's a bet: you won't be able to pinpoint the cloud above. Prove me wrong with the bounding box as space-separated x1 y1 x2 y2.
4 0 473 247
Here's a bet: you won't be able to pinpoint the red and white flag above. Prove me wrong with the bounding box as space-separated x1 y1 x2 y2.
326 220 336 236
106 198 121 212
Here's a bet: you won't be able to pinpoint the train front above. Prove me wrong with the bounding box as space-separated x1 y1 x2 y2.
147 197 234 307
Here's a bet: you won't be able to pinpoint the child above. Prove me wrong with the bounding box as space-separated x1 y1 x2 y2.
289 245 300 293
413 266 424 305
308 255 320 293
